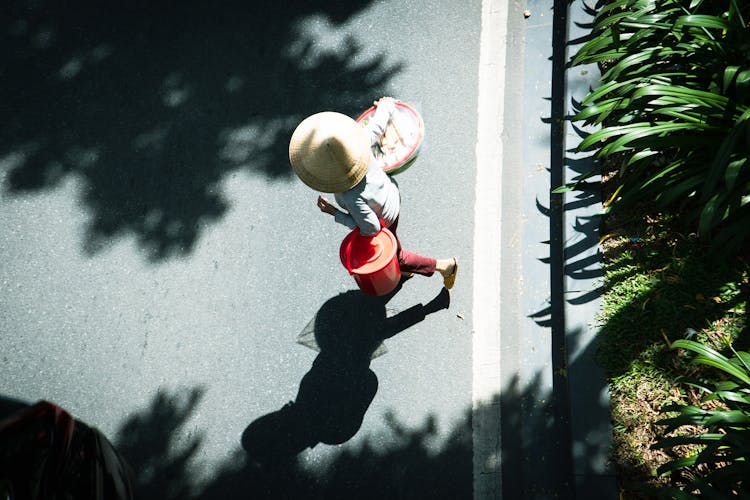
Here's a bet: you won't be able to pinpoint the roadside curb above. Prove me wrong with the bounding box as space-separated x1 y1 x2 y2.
472 0 617 498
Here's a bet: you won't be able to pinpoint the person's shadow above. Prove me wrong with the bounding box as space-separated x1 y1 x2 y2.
241 284 450 463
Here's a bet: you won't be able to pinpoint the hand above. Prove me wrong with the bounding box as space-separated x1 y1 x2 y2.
373 96 396 107
317 195 338 216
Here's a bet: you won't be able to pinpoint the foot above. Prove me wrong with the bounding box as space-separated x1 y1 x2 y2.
438 258 458 290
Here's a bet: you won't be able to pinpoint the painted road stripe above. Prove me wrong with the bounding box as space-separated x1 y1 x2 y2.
473 0 509 498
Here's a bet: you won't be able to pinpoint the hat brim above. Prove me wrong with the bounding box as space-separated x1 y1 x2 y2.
289 112 371 193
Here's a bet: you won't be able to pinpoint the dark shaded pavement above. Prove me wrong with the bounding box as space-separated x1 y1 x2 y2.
1 0 398 260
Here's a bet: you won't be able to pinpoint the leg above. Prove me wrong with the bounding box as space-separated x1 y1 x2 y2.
387 217 437 276
398 249 437 275
388 216 458 286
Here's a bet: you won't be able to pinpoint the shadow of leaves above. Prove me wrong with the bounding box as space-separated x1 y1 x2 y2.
112 385 471 500
1 0 400 261
114 387 205 500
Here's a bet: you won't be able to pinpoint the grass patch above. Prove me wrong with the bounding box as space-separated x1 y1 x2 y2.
569 1 750 494
595 206 749 497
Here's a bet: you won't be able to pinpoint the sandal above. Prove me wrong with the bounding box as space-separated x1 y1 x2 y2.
443 258 458 290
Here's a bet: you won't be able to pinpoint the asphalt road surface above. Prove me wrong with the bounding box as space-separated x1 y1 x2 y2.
2 0 618 498
2 0 479 497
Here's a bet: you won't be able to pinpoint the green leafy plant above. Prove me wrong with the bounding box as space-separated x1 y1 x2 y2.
570 0 750 252
652 339 750 497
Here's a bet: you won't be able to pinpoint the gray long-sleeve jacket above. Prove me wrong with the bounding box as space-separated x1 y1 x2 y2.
333 100 400 235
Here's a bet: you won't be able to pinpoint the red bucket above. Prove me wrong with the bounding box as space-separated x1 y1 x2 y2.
339 227 401 296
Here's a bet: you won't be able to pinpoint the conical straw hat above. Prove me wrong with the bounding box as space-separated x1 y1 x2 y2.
289 112 371 193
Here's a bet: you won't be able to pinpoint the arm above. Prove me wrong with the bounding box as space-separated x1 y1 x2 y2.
318 195 381 235
341 196 381 236
365 97 397 146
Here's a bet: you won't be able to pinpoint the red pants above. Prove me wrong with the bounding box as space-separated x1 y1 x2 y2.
387 217 436 276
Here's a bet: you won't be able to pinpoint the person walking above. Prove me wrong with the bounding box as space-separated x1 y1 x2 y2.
288 97 457 289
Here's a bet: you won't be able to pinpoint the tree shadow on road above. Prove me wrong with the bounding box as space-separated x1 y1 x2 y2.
1 0 400 261
107 340 474 499
206 404 472 500
2 356 613 499
114 387 206 499
2 387 462 498
106 363 607 499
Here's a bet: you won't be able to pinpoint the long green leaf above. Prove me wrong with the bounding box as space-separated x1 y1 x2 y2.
599 9 665 30
654 174 702 207
573 27 627 65
596 0 655 19
619 25 677 52
632 84 730 108
625 149 659 167
599 122 711 156
723 66 741 94
715 380 742 392
578 123 647 150
601 48 664 81
652 433 726 449
725 158 747 191
620 19 671 30
574 97 632 123
657 405 711 433
674 15 731 31
641 160 687 189
651 107 708 123
730 0 747 31
657 455 700 476
699 193 726 238
671 340 750 385
702 108 750 204
580 73 693 105
706 410 750 426
711 390 750 405
736 351 750 372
